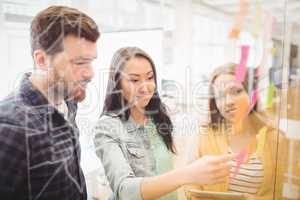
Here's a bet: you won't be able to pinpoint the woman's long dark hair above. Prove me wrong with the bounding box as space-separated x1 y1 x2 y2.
102 47 175 153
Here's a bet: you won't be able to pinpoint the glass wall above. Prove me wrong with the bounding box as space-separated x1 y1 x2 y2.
276 0 300 199
0 0 299 199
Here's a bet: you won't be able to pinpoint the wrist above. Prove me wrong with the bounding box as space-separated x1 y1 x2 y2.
176 166 191 186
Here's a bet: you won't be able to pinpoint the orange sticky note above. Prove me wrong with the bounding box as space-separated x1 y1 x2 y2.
229 0 248 39
229 28 241 39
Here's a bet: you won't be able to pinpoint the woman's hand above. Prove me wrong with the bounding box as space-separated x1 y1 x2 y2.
182 154 234 185
244 194 256 200
140 154 234 200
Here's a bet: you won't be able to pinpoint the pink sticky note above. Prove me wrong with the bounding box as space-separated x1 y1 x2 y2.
230 148 249 181
255 67 262 77
248 88 258 113
272 16 276 33
235 45 250 82
256 13 274 77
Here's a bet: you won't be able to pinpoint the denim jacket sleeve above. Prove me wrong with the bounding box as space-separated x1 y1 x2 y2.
93 115 144 200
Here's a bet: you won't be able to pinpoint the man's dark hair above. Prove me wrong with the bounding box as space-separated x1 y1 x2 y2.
30 5 100 56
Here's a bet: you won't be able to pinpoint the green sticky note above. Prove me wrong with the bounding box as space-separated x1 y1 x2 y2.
266 82 275 108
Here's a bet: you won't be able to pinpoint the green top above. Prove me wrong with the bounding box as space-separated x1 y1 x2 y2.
146 120 177 200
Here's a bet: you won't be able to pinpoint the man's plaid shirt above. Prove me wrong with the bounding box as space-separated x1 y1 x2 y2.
0 73 87 200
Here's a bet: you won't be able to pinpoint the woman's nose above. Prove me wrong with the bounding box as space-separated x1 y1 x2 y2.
225 95 235 106
138 82 149 93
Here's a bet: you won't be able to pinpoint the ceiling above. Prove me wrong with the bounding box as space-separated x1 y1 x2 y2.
198 0 300 23
1 0 300 39
196 0 300 42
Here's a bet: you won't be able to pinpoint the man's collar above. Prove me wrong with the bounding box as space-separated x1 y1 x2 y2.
18 73 77 117
18 72 49 107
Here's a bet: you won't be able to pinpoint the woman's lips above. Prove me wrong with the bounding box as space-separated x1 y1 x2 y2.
136 94 153 100
226 107 237 116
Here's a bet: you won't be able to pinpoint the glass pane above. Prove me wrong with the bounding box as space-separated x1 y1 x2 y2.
275 0 300 199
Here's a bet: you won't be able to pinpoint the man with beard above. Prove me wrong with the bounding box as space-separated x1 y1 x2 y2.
0 5 99 200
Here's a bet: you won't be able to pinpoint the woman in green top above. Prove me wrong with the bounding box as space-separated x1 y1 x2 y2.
93 47 233 200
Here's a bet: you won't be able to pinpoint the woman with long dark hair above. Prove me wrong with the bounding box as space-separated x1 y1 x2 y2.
94 47 233 200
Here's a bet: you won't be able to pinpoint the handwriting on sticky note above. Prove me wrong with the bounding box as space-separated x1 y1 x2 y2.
235 45 250 82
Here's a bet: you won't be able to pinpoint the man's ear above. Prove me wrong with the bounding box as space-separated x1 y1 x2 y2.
33 49 50 70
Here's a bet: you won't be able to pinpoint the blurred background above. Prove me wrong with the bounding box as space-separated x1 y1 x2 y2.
0 0 299 199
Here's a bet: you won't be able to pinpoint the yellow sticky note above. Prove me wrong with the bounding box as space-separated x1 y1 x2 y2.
270 47 277 55
252 0 262 38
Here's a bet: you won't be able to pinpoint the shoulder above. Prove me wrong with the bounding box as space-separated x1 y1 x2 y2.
97 113 123 127
94 113 126 138
0 92 27 126
0 96 27 149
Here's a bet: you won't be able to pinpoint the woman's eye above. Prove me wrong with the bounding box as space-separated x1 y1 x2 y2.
75 62 87 66
147 76 154 80
236 88 243 94
129 79 139 83
230 88 243 95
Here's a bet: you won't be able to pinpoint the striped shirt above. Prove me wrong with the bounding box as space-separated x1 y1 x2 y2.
229 151 264 194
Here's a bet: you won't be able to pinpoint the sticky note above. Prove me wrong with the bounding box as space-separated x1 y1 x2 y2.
229 28 241 39
266 82 275 108
270 47 277 55
249 88 258 113
230 147 249 180
251 0 262 38
247 68 255 98
256 13 274 77
272 16 277 33
229 0 248 39
235 45 250 82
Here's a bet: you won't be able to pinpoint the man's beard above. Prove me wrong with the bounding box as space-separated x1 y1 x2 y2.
48 81 70 102
72 85 86 102
51 72 89 103
57 82 87 102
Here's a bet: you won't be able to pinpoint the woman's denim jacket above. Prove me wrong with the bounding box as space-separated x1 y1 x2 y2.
94 114 157 200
